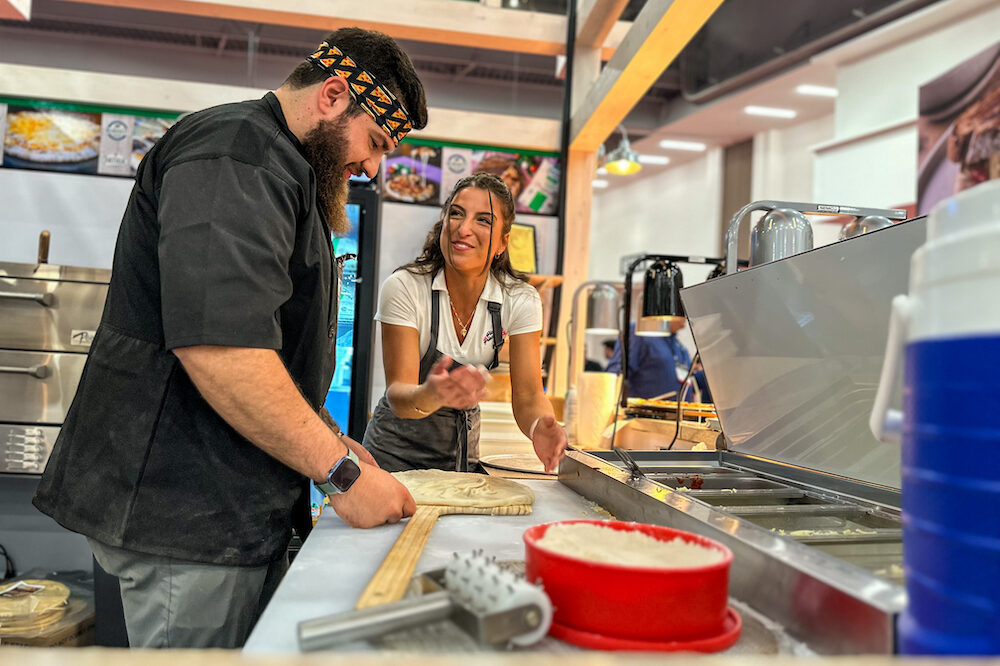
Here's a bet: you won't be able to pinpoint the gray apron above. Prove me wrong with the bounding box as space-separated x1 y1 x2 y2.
363 288 504 472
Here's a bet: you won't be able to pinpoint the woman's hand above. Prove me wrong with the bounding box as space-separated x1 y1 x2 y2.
530 414 567 473
422 355 488 411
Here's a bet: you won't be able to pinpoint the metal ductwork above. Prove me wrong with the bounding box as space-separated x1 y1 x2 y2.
678 0 943 105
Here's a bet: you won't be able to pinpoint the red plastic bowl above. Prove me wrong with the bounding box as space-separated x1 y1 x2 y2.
524 520 733 641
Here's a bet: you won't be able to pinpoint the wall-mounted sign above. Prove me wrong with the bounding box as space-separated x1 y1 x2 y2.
917 42 1000 215
0 97 180 179
383 138 561 216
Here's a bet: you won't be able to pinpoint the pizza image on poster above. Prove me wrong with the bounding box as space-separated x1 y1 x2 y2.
3 106 101 173
131 116 175 175
384 144 441 204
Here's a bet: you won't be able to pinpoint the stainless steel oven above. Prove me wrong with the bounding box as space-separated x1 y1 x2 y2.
0 262 109 474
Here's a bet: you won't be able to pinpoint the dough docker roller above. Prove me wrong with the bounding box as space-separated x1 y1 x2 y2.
298 551 553 651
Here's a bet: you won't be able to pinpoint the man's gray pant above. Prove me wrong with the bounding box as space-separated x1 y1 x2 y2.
89 538 287 649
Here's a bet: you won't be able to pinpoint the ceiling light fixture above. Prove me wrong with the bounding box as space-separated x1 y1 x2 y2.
596 166 608 175
603 125 642 176
657 139 707 152
637 154 670 166
592 179 610 189
796 84 838 98
744 105 798 119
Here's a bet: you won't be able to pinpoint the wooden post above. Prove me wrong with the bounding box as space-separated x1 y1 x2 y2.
548 0 605 398
551 0 724 398
550 148 598 398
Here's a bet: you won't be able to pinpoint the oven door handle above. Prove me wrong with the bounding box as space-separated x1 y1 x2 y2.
0 363 51 379
0 290 54 306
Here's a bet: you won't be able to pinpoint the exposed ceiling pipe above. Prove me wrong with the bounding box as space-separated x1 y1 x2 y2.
680 0 940 104
247 25 258 86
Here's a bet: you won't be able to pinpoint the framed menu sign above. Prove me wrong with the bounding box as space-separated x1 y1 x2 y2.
507 222 537 274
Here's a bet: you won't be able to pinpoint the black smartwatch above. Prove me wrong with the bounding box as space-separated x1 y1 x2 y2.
316 448 362 496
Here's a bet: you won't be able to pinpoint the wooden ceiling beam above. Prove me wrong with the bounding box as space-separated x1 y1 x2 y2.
58 0 631 58
569 0 724 152
576 0 628 49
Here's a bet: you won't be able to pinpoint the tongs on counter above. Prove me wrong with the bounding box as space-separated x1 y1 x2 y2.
612 446 646 479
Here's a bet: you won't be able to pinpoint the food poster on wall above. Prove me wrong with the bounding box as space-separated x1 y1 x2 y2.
918 41 1000 215
3 105 102 174
0 104 6 166
97 114 134 176
383 143 441 204
131 116 174 175
384 141 561 215
439 146 560 215
0 98 180 178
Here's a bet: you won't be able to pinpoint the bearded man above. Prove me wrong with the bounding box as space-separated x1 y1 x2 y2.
33 27 427 649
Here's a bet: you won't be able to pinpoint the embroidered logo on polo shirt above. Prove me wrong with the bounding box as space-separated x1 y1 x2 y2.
483 328 508 344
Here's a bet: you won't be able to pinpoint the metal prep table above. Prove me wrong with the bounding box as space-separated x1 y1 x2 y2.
243 479 606 653
245 477 809 655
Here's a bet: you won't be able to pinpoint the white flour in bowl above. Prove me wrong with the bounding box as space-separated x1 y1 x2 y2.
536 523 725 568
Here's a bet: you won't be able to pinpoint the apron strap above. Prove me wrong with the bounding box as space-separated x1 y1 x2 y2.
417 288 443 382
486 301 504 370
430 289 441 346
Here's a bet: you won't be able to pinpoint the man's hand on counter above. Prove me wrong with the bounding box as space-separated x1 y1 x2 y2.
531 414 568 473
328 464 416 528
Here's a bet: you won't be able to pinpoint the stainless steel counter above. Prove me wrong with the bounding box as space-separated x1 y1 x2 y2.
244 479 605 653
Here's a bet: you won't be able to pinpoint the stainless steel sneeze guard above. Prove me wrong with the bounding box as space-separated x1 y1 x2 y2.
570 219 930 652
681 217 927 489
558 449 904 655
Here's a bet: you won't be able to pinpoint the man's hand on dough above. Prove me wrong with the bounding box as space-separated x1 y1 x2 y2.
328 464 415 528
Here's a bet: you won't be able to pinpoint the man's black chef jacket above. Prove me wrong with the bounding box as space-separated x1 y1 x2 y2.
33 93 337 567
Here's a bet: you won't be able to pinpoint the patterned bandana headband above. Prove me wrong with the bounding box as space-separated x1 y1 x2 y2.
306 42 413 146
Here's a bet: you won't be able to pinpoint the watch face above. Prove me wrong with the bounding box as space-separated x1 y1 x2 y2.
330 457 361 492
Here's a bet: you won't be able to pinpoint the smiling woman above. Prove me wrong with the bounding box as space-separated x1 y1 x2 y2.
362 174 568 475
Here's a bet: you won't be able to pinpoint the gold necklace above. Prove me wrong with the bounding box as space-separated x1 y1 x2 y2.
449 297 474 337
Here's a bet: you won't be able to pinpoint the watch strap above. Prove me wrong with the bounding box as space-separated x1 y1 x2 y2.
316 445 361 496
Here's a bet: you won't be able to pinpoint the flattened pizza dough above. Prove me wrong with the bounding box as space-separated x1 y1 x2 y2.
393 469 534 508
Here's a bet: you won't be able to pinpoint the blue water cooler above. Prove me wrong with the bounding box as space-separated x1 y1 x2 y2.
872 181 1000 654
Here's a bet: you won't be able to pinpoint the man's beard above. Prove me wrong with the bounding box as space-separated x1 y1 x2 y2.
301 116 352 236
